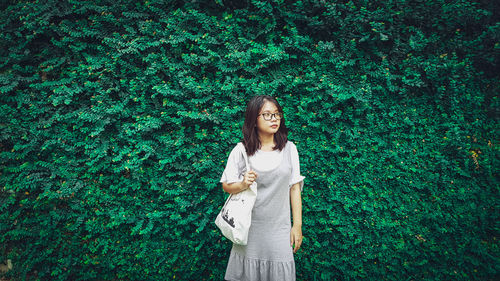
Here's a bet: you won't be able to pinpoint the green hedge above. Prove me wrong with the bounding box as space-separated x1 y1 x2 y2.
1 0 498 280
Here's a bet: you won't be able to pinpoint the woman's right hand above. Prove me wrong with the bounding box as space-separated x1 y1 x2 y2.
243 170 258 189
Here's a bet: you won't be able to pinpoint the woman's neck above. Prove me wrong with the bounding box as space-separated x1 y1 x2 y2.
259 133 275 151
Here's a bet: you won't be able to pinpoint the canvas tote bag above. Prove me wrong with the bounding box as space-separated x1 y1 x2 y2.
215 143 257 245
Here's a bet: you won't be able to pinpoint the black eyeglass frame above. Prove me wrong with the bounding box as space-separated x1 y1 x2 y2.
258 112 284 121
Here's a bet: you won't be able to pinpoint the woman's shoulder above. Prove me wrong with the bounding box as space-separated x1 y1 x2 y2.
224 142 245 167
229 142 245 154
286 140 297 149
285 141 300 155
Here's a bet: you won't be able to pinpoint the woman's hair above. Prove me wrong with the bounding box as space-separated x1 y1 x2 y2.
242 95 288 156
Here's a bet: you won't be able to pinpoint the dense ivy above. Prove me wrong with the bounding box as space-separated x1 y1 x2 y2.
1 0 498 280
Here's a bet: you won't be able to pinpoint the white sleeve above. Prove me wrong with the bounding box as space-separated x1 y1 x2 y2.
289 142 305 191
220 143 246 184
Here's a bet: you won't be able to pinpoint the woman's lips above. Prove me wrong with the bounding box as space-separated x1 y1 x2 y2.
271 125 278 128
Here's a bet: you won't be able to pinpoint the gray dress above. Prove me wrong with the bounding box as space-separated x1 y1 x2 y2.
222 141 302 281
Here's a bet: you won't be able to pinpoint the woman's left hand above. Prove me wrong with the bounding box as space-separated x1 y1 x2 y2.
290 225 303 253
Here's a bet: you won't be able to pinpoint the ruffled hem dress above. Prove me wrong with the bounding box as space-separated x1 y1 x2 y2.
220 141 305 281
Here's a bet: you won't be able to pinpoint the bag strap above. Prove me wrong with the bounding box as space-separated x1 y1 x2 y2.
238 142 250 172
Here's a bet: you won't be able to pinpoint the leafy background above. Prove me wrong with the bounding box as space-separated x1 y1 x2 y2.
0 0 498 280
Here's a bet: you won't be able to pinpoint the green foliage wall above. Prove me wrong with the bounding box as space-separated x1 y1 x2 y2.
1 0 498 280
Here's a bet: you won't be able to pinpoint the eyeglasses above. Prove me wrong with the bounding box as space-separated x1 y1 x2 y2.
258 112 283 121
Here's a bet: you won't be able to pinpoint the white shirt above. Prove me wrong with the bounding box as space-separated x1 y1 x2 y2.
249 149 282 171
220 141 305 190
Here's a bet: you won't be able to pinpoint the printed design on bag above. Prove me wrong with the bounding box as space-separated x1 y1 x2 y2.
230 193 241 201
229 196 244 205
221 207 235 228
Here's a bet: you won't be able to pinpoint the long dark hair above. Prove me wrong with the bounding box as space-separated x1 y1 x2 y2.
242 95 288 156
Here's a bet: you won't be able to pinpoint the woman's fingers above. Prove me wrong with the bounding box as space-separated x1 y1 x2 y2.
290 228 303 253
243 171 258 188
247 170 257 179
245 171 257 182
294 237 302 253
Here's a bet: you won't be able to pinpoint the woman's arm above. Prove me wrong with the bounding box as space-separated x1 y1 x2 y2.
222 181 246 194
290 182 303 253
222 170 258 194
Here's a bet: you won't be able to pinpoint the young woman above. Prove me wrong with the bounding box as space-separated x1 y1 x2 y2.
220 95 305 281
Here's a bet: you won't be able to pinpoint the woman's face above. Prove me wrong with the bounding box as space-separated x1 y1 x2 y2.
256 100 280 136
